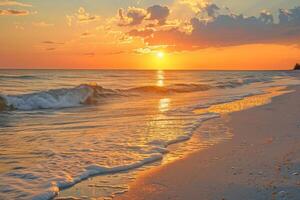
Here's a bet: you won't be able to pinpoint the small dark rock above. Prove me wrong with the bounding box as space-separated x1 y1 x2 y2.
294 63 300 70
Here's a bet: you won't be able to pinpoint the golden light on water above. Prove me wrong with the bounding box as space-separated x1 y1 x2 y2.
195 86 291 115
159 98 171 112
156 70 165 87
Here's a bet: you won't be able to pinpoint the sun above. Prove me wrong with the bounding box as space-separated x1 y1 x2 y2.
156 51 165 59
154 51 169 70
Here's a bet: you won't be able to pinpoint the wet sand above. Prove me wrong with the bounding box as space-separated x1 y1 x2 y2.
115 86 300 200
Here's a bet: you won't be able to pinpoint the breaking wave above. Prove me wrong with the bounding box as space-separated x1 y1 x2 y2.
0 84 119 111
0 76 272 111
0 83 213 111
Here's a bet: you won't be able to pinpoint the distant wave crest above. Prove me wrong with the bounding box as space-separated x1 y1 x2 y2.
127 83 212 94
216 77 272 88
0 75 40 80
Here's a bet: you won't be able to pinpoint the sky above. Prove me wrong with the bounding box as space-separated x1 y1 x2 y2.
0 0 300 70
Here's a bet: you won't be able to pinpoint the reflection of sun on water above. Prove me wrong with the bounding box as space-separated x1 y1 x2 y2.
159 98 170 112
195 86 291 115
156 70 165 87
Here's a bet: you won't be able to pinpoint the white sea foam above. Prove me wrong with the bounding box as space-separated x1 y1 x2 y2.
30 153 163 200
1 85 94 110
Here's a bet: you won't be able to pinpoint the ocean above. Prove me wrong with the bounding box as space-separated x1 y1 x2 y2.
0 70 299 199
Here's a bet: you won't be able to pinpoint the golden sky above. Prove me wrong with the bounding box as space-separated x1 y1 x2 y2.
0 0 300 70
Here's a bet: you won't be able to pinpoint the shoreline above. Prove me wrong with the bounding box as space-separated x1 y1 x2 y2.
115 86 300 200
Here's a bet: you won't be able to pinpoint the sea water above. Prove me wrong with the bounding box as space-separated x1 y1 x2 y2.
0 70 299 199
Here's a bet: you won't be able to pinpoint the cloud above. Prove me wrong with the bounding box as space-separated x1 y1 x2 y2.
178 0 210 13
32 21 54 27
118 5 170 26
66 7 100 26
128 28 154 38
66 15 73 26
0 9 29 16
81 32 94 38
259 10 274 24
0 0 32 7
176 1 219 19
42 41 64 45
46 47 56 51
83 52 95 56
14 22 24 30
204 3 219 18
118 7 147 26
279 9 290 24
147 5 170 25
42 40 64 51
76 7 99 23
102 51 125 55
279 7 300 25
134 45 169 54
125 5 300 51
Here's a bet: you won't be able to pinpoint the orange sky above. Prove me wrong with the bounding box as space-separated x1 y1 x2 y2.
0 0 300 70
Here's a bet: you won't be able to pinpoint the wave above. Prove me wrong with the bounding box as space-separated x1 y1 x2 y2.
32 153 163 200
0 84 119 111
0 83 213 111
30 112 219 200
216 77 272 88
0 75 40 80
126 83 212 94
0 76 272 111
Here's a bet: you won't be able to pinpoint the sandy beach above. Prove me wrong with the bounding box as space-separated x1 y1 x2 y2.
116 86 300 200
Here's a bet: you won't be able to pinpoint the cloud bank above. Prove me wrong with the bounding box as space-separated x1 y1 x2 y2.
119 3 300 51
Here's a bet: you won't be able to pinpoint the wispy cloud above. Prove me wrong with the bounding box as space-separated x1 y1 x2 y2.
46 47 56 51
102 51 125 55
81 32 94 38
14 22 24 30
42 40 64 51
0 9 29 16
42 41 64 45
0 0 32 7
83 52 95 56
32 21 54 27
66 7 100 26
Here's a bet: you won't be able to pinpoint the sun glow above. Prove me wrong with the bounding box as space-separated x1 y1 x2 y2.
156 51 165 59
153 51 172 70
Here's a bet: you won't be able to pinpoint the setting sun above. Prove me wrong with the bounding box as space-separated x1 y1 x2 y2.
157 51 165 59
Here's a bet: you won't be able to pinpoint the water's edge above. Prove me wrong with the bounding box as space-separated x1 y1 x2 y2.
55 86 293 200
